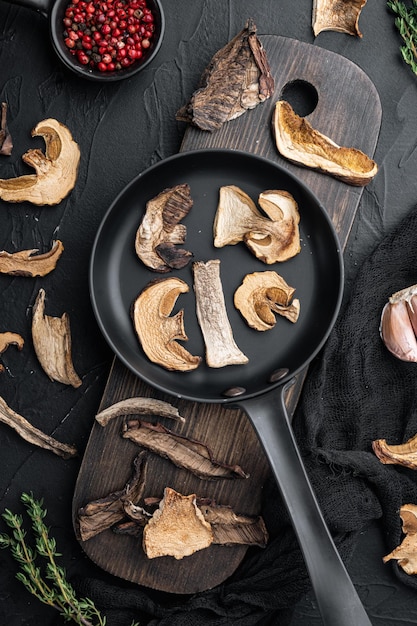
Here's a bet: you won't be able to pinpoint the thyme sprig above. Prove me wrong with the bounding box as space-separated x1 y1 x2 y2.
0 492 121 626
388 0 417 75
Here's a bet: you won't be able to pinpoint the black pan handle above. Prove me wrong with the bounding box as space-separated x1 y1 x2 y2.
1 0 51 17
239 386 372 626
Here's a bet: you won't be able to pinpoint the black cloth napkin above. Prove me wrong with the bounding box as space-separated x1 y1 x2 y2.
75 204 417 625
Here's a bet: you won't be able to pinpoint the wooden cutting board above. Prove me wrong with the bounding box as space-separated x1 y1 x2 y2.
72 36 381 594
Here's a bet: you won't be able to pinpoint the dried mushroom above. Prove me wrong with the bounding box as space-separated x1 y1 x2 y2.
272 100 378 186
373 432 417 470
198 500 268 547
77 452 148 541
234 271 300 331
0 240 63 276
312 0 367 37
0 102 13 156
0 332 24 370
122 419 249 480
193 259 248 367
0 118 80 205
135 183 193 273
32 288 82 388
383 504 417 574
0 394 77 459
143 487 213 559
96 396 185 427
213 186 300 263
176 19 274 132
131 277 201 372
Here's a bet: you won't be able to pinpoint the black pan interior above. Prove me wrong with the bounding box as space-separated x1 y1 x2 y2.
90 149 343 402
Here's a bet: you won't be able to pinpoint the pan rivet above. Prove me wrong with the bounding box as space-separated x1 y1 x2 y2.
222 386 246 397
269 368 289 383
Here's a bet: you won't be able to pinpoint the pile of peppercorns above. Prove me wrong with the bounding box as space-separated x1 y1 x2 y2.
63 0 155 72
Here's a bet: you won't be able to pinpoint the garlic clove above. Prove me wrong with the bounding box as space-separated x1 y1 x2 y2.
406 293 417 337
380 298 417 362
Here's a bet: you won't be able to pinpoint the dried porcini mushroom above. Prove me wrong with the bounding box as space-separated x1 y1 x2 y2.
193 259 248 367
213 186 301 263
383 504 417 574
0 102 13 156
0 240 64 276
272 100 378 186
0 394 77 458
135 183 193 273
131 277 201 371
312 0 367 37
373 432 417 470
122 419 249 480
77 452 148 541
0 118 80 205
143 487 213 559
32 288 82 388
234 271 300 331
380 284 417 362
176 18 274 132
197 499 268 547
0 332 24 371
95 396 185 427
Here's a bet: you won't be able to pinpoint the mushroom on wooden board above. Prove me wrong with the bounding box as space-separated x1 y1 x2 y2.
272 100 378 185
0 118 80 205
213 185 300 263
234 271 300 331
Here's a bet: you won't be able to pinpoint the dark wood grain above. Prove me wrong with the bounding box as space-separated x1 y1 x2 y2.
72 36 381 594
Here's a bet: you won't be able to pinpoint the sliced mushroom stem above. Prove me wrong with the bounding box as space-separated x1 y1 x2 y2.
0 240 64 276
95 396 186 427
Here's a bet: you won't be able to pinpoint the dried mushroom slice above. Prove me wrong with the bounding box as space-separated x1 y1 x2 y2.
373 432 417 469
0 240 64 276
383 504 417 574
234 271 300 331
0 394 77 459
0 118 80 205
0 331 24 370
131 277 201 371
135 183 193 273
272 100 378 186
199 500 268 547
0 102 13 156
32 288 82 388
312 0 367 37
214 185 300 263
176 18 274 132
143 487 213 559
193 260 248 367
95 396 185 427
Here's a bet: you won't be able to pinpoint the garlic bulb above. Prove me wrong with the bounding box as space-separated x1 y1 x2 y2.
380 284 417 362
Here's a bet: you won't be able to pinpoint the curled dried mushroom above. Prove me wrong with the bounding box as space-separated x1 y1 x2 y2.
234 271 300 331
143 487 213 559
0 240 63 276
272 100 378 186
176 19 274 132
0 102 12 156
0 118 80 205
95 396 185 427
312 0 367 37
373 432 417 470
193 259 248 367
383 504 417 574
32 288 82 388
214 185 300 263
135 183 193 273
131 277 201 372
0 332 24 370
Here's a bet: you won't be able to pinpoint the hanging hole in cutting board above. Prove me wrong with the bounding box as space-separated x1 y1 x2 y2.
280 80 318 117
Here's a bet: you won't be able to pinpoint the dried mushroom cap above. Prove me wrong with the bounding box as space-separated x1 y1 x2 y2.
272 100 378 186
0 240 64 276
0 118 80 205
214 185 301 263
32 288 82 388
0 102 13 156
176 18 274 132
135 183 193 273
234 271 300 331
373 432 417 469
143 487 213 559
383 504 417 574
131 277 201 371
312 0 367 37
